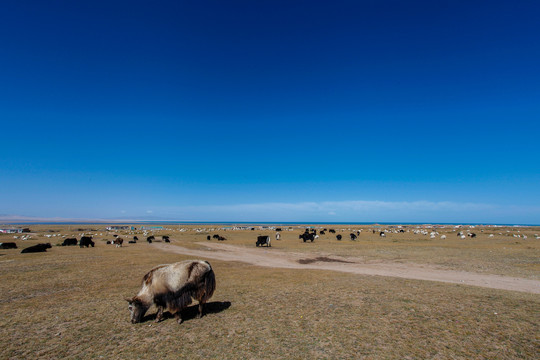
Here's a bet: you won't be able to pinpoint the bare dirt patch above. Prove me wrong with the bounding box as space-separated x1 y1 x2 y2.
153 242 540 294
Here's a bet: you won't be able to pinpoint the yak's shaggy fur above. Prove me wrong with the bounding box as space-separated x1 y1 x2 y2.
126 260 216 324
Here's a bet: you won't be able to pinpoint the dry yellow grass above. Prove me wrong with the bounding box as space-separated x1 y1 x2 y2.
0 224 538 359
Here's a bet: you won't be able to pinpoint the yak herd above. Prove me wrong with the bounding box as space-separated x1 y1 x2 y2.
1 227 392 254
0 234 174 253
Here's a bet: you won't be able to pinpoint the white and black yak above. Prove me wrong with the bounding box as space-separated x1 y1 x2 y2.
126 260 216 324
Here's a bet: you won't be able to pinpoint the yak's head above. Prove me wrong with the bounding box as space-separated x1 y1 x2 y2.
126 297 148 324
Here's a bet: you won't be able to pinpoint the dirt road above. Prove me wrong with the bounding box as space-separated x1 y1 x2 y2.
153 242 540 294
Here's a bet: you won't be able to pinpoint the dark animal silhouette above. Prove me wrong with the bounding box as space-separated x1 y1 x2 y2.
62 238 77 246
79 236 95 248
0 242 17 249
299 233 315 242
21 243 51 253
256 235 271 247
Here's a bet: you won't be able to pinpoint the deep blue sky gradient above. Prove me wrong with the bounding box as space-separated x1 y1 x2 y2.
1 1 539 223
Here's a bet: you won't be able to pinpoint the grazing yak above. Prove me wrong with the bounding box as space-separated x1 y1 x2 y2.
147 236 155 243
114 237 124 247
21 243 51 253
256 235 271 247
299 232 315 242
62 238 77 246
336 234 342 240
163 236 170 243
0 242 18 249
79 236 95 248
126 260 216 324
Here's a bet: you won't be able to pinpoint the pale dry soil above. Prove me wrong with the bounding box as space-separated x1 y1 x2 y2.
153 242 540 294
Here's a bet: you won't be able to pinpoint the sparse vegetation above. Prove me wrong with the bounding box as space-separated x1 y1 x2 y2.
0 224 538 359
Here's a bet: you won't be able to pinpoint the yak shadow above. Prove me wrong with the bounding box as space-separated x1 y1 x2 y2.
141 301 232 323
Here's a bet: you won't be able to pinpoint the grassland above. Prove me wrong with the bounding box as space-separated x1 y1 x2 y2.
0 224 538 359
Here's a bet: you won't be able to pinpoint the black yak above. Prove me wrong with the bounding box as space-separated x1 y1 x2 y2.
62 238 77 246
21 243 51 253
0 242 17 249
256 235 271 247
79 236 95 248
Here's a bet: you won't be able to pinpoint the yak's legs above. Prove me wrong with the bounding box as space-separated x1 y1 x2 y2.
174 311 183 324
198 302 204 318
155 306 164 323
198 298 208 318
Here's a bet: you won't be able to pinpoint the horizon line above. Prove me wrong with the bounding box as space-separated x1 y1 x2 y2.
1 219 538 227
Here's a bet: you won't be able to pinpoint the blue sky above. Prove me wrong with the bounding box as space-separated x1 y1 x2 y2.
1 0 539 224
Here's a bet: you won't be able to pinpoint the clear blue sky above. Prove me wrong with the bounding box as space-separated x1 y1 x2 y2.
1 0 539 224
